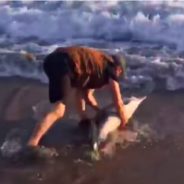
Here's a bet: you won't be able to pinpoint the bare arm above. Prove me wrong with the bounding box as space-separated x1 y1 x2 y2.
75 92 88 120
109 79 127 129
84 89 100 112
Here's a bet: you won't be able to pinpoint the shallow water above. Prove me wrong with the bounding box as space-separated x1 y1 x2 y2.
0 78 184 184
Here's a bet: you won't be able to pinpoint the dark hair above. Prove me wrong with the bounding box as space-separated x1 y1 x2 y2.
111 54 126 75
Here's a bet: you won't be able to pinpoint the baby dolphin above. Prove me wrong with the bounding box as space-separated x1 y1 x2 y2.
90 96 147 152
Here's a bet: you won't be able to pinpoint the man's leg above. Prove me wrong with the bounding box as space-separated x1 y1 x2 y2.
27 102 66 147
27 75 72 147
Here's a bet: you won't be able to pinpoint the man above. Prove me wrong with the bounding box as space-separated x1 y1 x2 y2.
27 46 127 148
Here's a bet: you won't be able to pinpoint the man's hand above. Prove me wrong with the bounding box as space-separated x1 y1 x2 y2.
109 79 128 130
119 111 128 130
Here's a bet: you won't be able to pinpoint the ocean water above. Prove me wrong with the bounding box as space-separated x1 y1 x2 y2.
0 1 184 90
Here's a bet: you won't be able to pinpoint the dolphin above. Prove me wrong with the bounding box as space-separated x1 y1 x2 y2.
90 96 147 151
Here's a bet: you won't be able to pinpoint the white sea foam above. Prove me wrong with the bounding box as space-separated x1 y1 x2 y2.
0 1 184 49
0 1 184 90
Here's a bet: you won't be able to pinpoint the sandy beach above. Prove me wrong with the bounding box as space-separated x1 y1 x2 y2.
1 1 184 184
0 77 184 184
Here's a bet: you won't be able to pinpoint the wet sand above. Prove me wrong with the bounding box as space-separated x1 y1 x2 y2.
0 77 184 184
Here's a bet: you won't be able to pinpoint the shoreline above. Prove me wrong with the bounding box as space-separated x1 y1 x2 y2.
0 76 184 184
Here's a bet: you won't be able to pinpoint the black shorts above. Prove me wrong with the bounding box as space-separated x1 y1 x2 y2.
43 52 70 103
